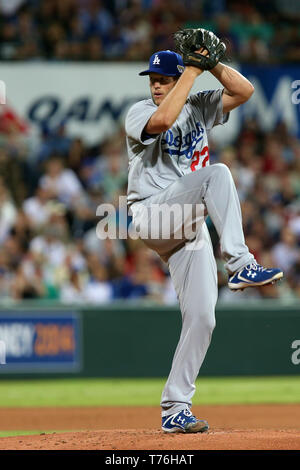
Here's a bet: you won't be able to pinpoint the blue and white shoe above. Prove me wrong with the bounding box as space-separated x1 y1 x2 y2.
162 409 209 433
228 262 283 291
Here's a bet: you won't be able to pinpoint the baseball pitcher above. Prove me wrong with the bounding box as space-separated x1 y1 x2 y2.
125 28 283 433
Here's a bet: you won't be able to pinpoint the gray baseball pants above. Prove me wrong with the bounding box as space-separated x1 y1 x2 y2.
129 163 254 417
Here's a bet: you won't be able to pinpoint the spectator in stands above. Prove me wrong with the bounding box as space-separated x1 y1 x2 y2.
0 180 17 244
272 227 300 275
0 0 299 64
83 257 113 303
36 124 72 164
0 146 27 205
39 155 84 209
11 263 46 299
84 35 105 61
78 0 115 44
60 268 86 304
29 213 69 268
23 186 52 229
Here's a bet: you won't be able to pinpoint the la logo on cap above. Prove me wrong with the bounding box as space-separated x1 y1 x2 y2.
153 54 160 65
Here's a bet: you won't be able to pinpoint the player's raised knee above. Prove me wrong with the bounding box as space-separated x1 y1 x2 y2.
213 162 231 175
210 163 232 181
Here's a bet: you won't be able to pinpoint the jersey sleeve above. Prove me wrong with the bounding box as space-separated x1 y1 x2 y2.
189 89 229 131
125 100 158 145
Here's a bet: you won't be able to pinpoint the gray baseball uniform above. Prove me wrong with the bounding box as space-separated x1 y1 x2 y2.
125 89 254 417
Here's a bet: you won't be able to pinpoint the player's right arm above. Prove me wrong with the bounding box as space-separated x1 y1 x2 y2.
145 67 204 135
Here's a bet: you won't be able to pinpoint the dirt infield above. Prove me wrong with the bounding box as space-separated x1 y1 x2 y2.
0 404 300 450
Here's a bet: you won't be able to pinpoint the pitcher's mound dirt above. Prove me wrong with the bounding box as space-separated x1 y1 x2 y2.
1 429 300 450
0 404 299 450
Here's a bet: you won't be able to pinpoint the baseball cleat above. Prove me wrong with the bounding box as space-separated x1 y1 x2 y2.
228 262 283 291
162 409 209 433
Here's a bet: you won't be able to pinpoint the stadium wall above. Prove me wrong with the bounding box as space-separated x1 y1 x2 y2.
0 301 299 378
1 63 300 147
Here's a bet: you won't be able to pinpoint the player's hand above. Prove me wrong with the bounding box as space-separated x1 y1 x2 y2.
185 47 209 76
174 28 226 71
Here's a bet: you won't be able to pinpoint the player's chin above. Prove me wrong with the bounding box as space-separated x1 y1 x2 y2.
152 94 164 105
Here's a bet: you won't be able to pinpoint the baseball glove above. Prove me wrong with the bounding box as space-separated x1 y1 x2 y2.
173 28 226 70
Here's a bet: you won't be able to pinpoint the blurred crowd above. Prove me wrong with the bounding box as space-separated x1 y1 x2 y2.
0 0 299 63
0 0 299 305
211 121 300 302
0 108 299 305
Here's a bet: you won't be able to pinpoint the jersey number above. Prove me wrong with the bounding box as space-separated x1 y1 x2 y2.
190 146 209 172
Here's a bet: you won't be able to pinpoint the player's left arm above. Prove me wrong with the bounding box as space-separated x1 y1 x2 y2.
210 63 254 113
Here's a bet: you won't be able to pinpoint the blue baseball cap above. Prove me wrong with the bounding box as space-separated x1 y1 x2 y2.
139 50 185 77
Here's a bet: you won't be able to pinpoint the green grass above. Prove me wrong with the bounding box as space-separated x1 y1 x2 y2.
0 430 69 438
0 376 299 408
